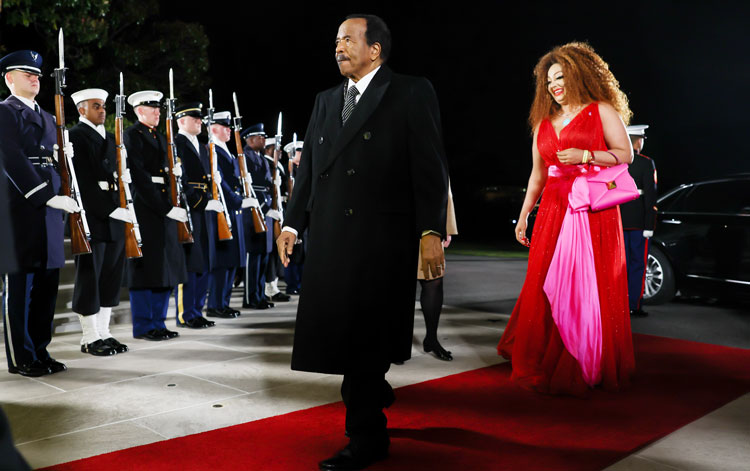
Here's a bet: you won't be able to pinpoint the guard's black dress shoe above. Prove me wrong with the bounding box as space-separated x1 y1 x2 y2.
222 307 241 317
286 289 300 295
630 308 649 317
423 338 453 361
319 443 389 470
81 339 116 356
178 318 211 329
197 317 216 327
158 328 179 339
271 292 291 302
9 360 51 377
263 297 276 308
244 299 273 310
135 329 168 341
103 337 129 353
207 308 238 318
41 357 67 374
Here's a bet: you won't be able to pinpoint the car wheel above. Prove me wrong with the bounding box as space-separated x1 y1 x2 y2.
643 246 676 305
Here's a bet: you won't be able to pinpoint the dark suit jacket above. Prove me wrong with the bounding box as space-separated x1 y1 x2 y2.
123 122 187 288
68 122 123 242
176 133 212 273
0 96 64 270
621 153 657 230
287 65 449 374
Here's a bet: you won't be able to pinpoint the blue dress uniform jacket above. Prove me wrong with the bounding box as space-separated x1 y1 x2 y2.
123 122 187 288
243 148 274 254
206 144 245 268
286 66 449 374
0 95 64 269
176 133 212 273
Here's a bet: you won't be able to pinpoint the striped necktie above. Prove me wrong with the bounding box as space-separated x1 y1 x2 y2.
341 85 359 125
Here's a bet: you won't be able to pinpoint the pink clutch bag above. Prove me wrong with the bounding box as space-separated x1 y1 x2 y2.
586 164 639 211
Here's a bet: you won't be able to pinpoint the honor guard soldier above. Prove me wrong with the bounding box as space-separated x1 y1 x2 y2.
262 137 291 303
620 124 657 317
0 50 80 377
173 102 220 328
124 90 188 340
283 139 305 295
69 88 132 355
240 123 275 309
206 111 248 318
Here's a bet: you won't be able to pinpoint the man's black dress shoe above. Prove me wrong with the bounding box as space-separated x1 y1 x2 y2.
286 289 300 295
271 292 291 302
41 357 67 374
8 360 51 377
263 297 276 308
222 307 241 317
319 443 389 470
81 339 116 356
207 308 238 318
135 329 168 341
103 337 129 353
423 338 453 361
158 328 179 339
178 318 211 329
242 299 272 310
630 308 649 317
198 317 216 327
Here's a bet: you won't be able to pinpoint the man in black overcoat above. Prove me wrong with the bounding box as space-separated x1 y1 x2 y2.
123 90 188 340
277 15 449 470
69 88 132 356
620 124 657 317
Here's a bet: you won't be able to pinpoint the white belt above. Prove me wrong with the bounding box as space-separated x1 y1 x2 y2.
152 176 165 184
98 181 109 191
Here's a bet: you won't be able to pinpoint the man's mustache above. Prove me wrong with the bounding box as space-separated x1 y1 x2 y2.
336 54 349 62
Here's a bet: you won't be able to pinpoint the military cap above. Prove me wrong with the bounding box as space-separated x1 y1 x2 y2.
265 137 276 147
0 50 43 76
240 123 266 139
212 111 232 127
626 124 649 137
71 88 108 106
127 90 163 108
175 102 203 119
283 140 304 155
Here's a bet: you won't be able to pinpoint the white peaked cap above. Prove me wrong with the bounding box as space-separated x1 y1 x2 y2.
626 124 649 136
284 141 304 154
127 90 163 107
71 88 108 106
213 111 231 120
265 137 276 147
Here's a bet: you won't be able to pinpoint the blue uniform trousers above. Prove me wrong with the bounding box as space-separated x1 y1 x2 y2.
129 288 171 337
623 229 649 311
3 269 59 369
208 267 236 310
244 252 268 305
174 271 209 326
284 261 303 294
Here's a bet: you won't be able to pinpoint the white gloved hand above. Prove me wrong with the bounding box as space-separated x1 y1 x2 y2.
166 207 188 222
64 141 75 160
643 230 654 239
213 171 222 185
205 199 224 212
120 168 132 184
273 173 281 186
241 197 259 209
172 163 183 178
109 207 133 223
244 175 253 188
47 195 80 213
266 209 282 221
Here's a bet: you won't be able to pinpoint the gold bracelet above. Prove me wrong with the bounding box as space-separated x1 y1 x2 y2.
582 150 590 164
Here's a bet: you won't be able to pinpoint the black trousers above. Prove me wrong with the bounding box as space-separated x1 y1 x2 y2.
3 269 59 369
72 239 126 315
341 364 391 447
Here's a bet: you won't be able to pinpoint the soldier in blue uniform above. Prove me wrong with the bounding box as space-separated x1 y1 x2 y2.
124 91 188 340
173 102 221 328
262 137 291 303
206 112 249 318
620 124 657 317
0 50 80 377
240 123 275 309
69 88 132 355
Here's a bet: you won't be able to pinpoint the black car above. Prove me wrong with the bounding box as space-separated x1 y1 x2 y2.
643 175 750 304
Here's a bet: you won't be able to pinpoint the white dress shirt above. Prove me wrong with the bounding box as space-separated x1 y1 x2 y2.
80 116 106 139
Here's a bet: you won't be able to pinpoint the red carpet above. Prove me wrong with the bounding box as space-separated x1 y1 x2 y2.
43 334 750 471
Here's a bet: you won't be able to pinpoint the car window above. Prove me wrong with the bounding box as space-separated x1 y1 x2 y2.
682 180 750 214
658 186 689 212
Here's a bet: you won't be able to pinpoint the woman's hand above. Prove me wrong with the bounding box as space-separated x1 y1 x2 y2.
515 218 531 247
442 235 452 248
556 148 584 165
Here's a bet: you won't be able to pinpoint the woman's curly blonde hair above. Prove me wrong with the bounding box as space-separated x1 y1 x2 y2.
528 42 631 131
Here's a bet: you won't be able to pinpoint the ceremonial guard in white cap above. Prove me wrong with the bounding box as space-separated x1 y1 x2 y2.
206 111 247 318
262 137 291 303
69 88 132 354
282 139 305 295
0 50 78 377
124 90 188 340
620 124 657 317
173 102 219 328
240 123 275 309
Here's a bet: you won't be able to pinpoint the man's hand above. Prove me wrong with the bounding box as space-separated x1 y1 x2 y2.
46 195 80 214
213 171 222 185
276 230 296 267
205 199 223 212
109 207 133 223
420 234 445 280
120 168 132 184
166 207 188 222
172 162 183 178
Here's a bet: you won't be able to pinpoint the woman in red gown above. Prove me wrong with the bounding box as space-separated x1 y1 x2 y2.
498 42 636 396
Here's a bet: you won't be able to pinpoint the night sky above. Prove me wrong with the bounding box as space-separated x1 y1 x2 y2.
6 1 750 241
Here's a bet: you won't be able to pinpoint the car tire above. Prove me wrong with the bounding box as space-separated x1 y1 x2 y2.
643 245 676 305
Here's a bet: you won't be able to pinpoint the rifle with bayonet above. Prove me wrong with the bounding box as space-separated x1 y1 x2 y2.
53 28 92 255
115 73 143 258
165 68 194 244
270 112 283 240
205 89 233 241
232 92 266 234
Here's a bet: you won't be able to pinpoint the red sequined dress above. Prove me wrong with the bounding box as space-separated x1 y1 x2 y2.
497 102 635 396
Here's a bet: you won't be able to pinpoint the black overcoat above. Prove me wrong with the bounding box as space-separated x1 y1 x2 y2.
176 133 211 273
286 66 448 374
123 122 187 288
620 153 657 230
